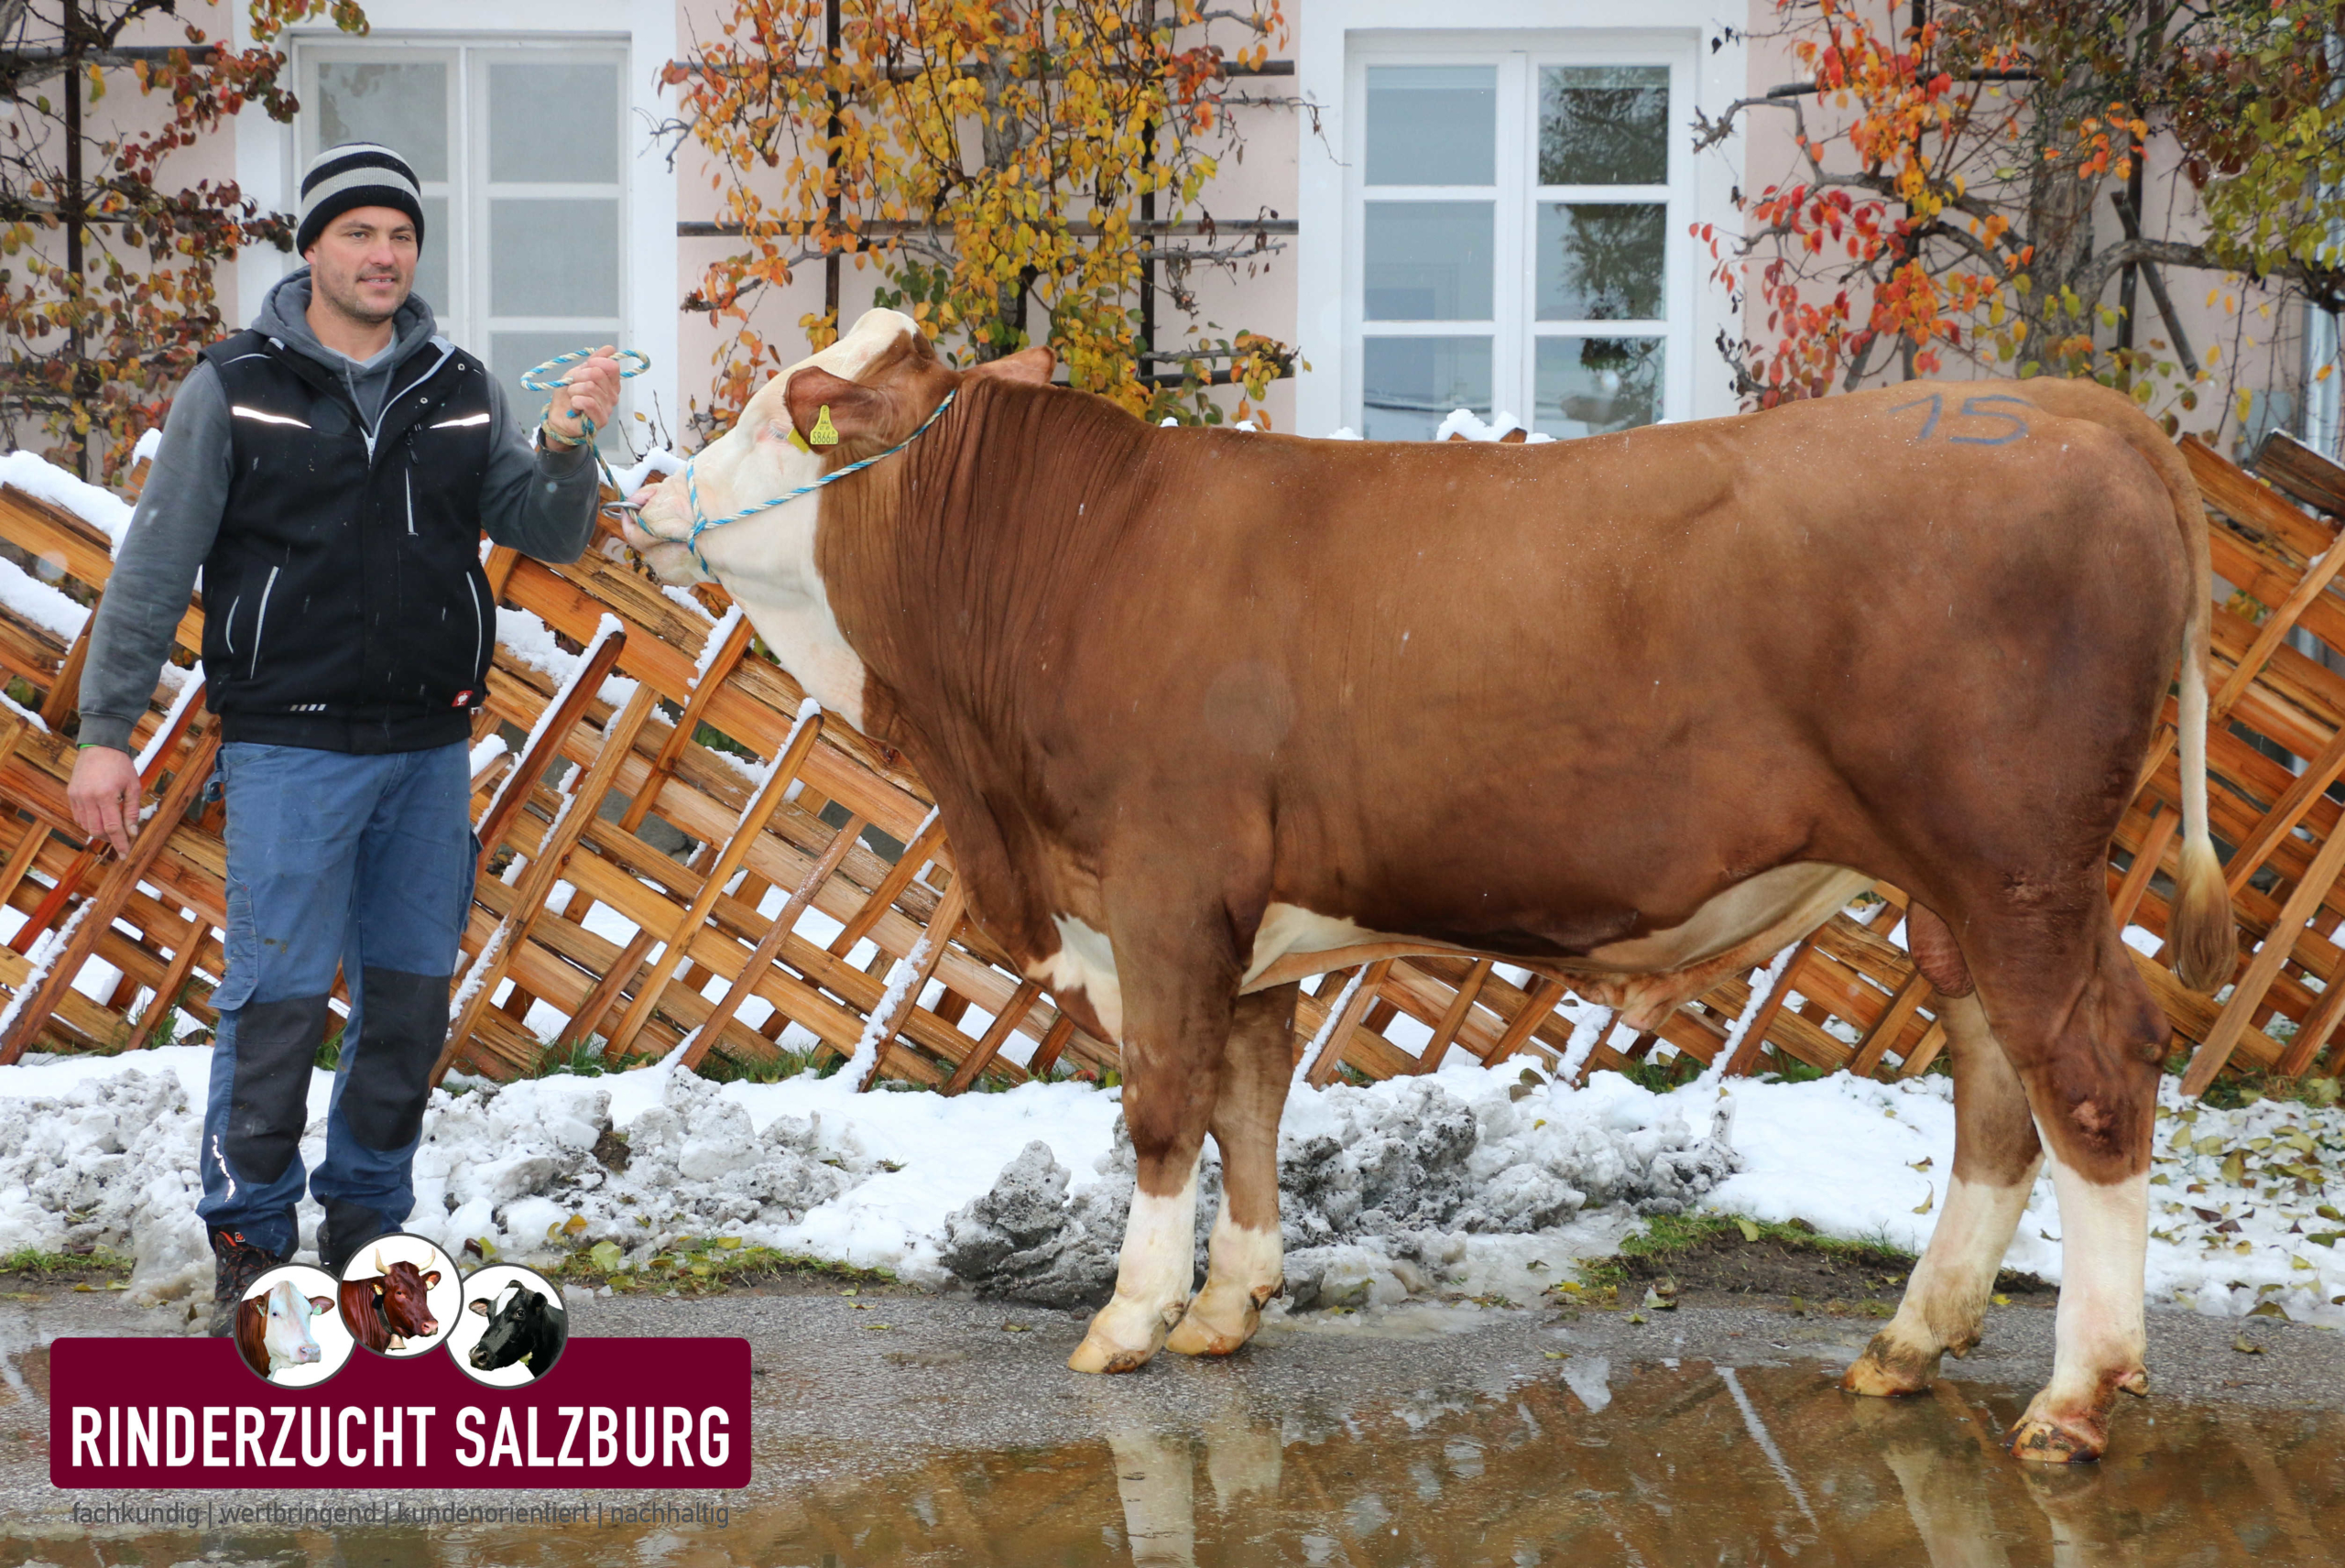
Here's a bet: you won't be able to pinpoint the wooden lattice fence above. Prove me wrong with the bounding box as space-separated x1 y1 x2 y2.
0 429 2340 1094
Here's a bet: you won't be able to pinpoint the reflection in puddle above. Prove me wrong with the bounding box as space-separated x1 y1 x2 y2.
8 1356 2342 1565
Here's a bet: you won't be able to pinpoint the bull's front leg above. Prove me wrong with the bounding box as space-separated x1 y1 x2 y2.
1069 918 1239 1376
1167 983 1298 1357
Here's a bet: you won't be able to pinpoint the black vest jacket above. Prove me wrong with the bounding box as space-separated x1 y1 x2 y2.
197 329 498 754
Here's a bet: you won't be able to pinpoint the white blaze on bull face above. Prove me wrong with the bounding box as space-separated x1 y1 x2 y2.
258 1279 326 1373
631 308 924 731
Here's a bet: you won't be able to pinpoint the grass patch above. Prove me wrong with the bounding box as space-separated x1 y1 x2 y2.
521 1038 663 1079
1617 1053 1705 1094
696 1048 837 1085
1577 1212 1914 1290
537 1235 899 1295
0 1246 132 1287
2186 1067 2340 1111
1572 1211 2050 1312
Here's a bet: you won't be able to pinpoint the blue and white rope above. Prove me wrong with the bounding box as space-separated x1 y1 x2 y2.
521 347 650 488
646 388 960 572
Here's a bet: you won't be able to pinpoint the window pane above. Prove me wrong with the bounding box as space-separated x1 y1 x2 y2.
490 199 620 316
1363 336 1491 441
489 62 620 184
1364 202 1493 321
1540 66 1669 185
1535 337 1663 439
412 195 451 319
316 62 448 183
1536 203 1665 321
1366 65 1496 186
493 332 621 451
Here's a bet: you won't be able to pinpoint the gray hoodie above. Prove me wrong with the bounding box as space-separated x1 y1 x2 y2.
77 267 601 754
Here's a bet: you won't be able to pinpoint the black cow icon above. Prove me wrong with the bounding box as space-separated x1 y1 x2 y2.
466 1279 568 1377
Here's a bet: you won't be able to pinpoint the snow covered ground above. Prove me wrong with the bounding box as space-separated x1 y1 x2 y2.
0 1044 2335 1334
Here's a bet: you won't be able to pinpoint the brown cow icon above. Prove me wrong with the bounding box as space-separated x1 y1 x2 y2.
338 1242 453 1356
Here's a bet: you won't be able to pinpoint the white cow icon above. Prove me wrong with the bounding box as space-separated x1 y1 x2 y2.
239 1278 333 1379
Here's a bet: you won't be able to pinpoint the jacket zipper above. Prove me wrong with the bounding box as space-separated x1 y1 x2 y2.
465 573 485 678
363 342 456 463
248 566 280 680
405 468 416 536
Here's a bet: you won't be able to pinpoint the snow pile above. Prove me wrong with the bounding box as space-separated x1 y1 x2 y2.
936 1067 1740 1310
0 1066 206 1304
0 1041 2334 1333
2146 1086 2345 1329
1695 1071 2345 1331
407 1069 868 1264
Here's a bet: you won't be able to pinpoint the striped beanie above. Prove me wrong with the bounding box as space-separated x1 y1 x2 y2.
295 142 426 256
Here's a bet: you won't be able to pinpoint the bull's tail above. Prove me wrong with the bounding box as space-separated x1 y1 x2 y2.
2024 378 2237 992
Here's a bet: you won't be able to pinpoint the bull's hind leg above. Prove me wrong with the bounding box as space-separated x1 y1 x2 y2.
1847 989 2045 1396
1168 983 1298 1356
1951 899 2164 1462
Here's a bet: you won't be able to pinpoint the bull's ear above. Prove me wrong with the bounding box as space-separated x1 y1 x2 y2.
965 345 1055 386
370 1279 387 1298
784 367 889 448
469 1298 490 1316
308 1296 333 1314
422 1270 442 1289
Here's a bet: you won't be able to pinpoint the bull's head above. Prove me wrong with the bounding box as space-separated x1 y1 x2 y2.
368 1251 442 1341
621 308 1053 729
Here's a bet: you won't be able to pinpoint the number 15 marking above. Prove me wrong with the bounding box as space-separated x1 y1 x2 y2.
1888 391 2031 446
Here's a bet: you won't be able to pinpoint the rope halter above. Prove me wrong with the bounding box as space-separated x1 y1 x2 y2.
639 388 961 574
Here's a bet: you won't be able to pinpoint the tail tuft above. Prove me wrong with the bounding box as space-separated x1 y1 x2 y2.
2169 833 2238 994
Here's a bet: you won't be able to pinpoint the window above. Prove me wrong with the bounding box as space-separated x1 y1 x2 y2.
299 42 627 441
1350 49 1690 441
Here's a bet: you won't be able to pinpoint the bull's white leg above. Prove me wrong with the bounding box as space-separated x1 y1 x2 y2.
1847 1168 2041 1395
1849 990 2045 1397
1166 1207 1282 1356
1167 983 1295 1358
1069 1158 1200 1375
2006 1157 2150 1463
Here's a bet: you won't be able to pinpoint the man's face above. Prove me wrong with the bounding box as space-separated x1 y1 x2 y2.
303 206 417 326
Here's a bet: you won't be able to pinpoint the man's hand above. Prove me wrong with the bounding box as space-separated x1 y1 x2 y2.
543 344 623 448
67 746 142 857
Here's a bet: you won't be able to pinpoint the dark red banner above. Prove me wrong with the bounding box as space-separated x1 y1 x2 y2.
49 1337 750 1488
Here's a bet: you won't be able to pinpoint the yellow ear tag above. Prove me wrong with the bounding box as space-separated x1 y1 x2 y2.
787 427 812 453
809 405 840 446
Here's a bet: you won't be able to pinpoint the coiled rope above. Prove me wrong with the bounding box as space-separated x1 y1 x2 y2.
520 348 651 504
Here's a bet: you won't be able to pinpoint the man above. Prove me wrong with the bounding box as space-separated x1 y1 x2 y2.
66 142 620 1331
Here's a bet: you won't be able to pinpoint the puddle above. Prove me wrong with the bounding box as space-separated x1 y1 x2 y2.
6 1353 2341 1566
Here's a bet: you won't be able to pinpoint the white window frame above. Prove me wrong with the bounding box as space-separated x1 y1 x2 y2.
1295 1 1746 440
232 2 679 438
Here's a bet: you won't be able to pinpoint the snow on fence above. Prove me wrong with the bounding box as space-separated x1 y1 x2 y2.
0 430 2340 1094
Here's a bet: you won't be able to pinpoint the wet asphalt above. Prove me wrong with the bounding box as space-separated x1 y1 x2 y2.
0 1279 2337 1525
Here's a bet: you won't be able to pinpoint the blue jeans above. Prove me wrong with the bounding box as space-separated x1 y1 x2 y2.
195 740 475 1258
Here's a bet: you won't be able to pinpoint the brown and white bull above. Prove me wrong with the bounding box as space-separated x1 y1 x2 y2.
235 1278 333 1380
624 309 2235 1462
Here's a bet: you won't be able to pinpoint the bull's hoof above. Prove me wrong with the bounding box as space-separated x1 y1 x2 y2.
1842 1332 1940 1398
1165 1286 1264 1357
1067 1334 1159 1375
2006 1408 2108 1465
1067 1298 1182 1375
